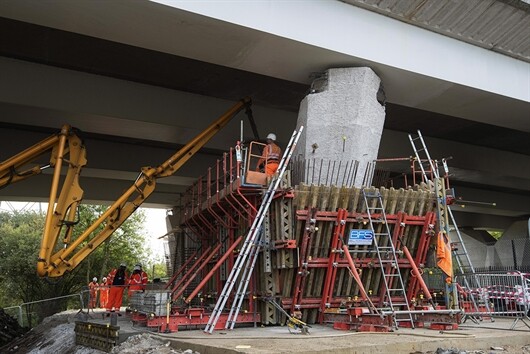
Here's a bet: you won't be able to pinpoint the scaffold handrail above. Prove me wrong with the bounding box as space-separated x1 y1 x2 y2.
204 126 304 333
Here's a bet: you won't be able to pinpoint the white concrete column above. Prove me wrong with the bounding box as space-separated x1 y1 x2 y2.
296 67 385 187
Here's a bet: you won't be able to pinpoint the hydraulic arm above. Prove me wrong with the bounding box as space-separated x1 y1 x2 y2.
0 98 252 277
39 97 252 277
0 125 87 278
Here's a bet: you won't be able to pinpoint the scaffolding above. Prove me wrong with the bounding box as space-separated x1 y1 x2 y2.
133 134 479 333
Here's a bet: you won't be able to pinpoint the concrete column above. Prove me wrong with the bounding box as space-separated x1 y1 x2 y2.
296 67 385 187
167 208 182 275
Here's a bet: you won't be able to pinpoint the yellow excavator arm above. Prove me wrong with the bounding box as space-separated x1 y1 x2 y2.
1 98 252 277
0 125 87 277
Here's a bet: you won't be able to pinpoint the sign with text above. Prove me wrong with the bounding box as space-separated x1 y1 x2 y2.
348 229 374 246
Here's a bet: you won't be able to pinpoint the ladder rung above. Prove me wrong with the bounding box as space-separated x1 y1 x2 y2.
364 192 380 197
368 207 384 211
395 318 413 322
384 274 400 278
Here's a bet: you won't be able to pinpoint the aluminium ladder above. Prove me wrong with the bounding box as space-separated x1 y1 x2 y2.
204 126 304 333
408 130 483 316
362 189 415 329
225 126 304 329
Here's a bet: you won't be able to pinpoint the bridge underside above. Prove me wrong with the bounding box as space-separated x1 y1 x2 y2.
0 1 528 232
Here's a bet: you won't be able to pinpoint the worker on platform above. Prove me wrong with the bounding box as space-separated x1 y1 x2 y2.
99 277 109 309
128 263 149 302
88 277 99 309
106 263 129 313
256 133 282 176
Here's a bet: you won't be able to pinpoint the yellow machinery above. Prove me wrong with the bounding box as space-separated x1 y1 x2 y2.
0 98 252 277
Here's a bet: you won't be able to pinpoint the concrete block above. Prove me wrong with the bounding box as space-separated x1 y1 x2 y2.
296 67 385 187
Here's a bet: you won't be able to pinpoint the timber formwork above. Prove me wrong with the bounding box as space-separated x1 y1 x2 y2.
166 152 439 331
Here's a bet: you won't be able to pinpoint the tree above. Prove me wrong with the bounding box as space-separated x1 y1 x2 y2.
0 205 150 326
145 256 168 280
73 205 149 283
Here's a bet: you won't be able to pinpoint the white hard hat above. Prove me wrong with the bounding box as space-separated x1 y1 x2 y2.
102 277 107 282
93 277 97 282
266 133 276 141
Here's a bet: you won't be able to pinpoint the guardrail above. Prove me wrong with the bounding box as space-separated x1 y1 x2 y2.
3 290 88 328
456 271 530 330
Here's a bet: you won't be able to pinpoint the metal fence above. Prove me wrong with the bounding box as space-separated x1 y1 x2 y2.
456 272 530 329
3 290 88 328
473 238 530 272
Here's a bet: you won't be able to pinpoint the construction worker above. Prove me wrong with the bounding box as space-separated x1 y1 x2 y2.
256 133 281 176
128 263 149 302
99 277 109 309
88 277 99 309
105 263 129 313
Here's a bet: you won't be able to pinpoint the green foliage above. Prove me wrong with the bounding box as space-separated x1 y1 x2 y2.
74 205 149 282
0 205 150 326
144 259 168 280
487 230 503 239
0 211 45 305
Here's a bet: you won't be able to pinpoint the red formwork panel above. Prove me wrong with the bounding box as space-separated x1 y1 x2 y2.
145 311 260 333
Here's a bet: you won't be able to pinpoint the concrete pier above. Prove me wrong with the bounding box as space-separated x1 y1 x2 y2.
296 67 385 187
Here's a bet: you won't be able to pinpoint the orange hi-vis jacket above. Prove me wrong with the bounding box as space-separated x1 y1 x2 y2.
88 281 99 308
128 270 148 292
436 231 453 279
257 142 282 176
106 268 129 311
107 268 129 286
99 282 109 308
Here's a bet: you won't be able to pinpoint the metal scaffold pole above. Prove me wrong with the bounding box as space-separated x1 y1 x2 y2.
408 130 484 317
204 126 304 333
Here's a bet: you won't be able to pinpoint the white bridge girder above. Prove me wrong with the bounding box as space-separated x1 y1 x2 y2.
0 0 528 230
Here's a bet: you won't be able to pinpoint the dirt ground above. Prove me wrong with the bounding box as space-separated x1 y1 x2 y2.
0 310 198 354
2 309 530 354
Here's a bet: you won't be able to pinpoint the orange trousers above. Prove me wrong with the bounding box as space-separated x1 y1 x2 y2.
99 288 109 308
89 290 97 309
265 162 279 176
106 286 125 311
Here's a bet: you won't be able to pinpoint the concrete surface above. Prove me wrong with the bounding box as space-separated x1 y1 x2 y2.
87 310 530 354
296 67 385 187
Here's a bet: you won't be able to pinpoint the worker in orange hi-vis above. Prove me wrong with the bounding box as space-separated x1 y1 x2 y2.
256 133 282 176
128 264 149 303
105 263 129 314
88 277 99 309
99 277 109 309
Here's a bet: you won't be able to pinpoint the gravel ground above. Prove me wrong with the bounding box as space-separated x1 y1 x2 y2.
0 310 199 354
2 310 530 354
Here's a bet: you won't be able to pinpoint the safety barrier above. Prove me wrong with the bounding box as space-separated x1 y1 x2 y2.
456 272 530 329
3 290 87 328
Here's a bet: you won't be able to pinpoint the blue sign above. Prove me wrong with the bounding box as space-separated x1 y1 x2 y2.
348 229 374 246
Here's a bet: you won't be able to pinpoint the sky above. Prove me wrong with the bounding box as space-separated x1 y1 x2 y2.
0 201 169 260
141 207 170 259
